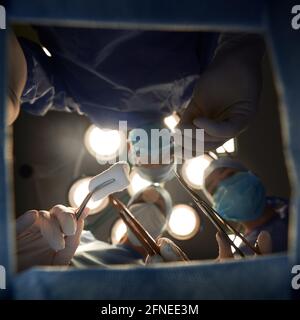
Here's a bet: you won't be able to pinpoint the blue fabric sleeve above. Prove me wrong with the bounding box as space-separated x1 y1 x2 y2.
17 29 219 128
18 37 78 116
19 38 54 115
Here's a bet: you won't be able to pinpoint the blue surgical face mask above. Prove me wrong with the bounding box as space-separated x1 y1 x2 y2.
213 171 266 222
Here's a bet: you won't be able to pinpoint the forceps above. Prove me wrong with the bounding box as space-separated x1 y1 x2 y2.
174 171 261 257
110 196 190 261
75 178 116 220
109 195 162 256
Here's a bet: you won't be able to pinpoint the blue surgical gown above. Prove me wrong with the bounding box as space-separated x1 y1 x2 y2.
71 231 143 268
19 27 218 128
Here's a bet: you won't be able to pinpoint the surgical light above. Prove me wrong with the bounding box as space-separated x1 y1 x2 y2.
181 154 212 189
164 113 180 131
84 125 125 161
216 138 236 154
42 46 52 57
111 219 127 244
228 234 243 253
128 169 152 196
168 204 200 240
68 177 109 215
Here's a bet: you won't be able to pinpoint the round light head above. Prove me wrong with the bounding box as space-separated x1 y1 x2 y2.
167 204 200 240
128 169 152 196
42 46 52 57
111 218 127 244
216 138 236 154
164 112 180 131
181 155 212 189
68 177 109 215
228 234 243 253
84 125 125 161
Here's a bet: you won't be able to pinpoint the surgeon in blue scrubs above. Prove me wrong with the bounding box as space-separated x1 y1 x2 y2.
7 27 264 151
203 157 289 257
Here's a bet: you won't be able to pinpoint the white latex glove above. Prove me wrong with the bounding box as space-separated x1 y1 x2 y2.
215 230 272 262
16 205 89 271
179 33 264 152
146 237 189 264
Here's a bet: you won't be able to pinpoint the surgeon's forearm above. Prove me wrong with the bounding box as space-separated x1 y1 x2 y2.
204 33 265 108
213 33 265 67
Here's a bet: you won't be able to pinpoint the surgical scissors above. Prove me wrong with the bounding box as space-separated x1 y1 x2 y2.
174 171 260 257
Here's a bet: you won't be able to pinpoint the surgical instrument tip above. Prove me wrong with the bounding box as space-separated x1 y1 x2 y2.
75 178 116 220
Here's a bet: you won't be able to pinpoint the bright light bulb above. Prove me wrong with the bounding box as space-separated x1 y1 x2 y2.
85 125 124 160
128 170 152 196
216 138 235 154
111 219 128 244
42 46 52 57
168 204 200 240
181 155 212 189
68 177 108 214
228 234 243 253
164 113 180 131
